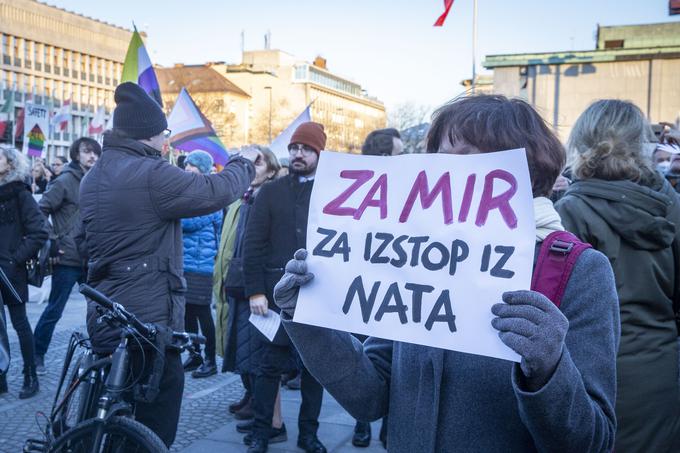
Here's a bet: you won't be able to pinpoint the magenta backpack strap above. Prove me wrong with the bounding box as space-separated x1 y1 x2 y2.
531 231 592 308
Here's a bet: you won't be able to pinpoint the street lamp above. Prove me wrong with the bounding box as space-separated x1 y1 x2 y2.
264 86 272 142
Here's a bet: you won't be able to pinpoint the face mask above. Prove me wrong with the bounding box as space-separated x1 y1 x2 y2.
656 161 671 174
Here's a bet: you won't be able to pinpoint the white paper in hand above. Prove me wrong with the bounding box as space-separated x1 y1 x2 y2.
249 311 282 342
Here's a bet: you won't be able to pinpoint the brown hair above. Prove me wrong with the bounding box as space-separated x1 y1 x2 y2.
568 99 655 184
426 94 565 197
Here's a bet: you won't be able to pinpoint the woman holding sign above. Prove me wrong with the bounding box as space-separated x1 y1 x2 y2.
273 95 620 452
557 100 680 452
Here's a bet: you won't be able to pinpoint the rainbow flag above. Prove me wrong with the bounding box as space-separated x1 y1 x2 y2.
167 88 229 168
27 124 46 158
121 28 163 107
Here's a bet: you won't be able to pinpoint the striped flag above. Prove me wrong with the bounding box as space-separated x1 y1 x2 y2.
121 28 163 107
167 88 229 169
51 100 71 132
434 0 455 26
89 106 106 135
671 0 680 15
0 94 13 139
269 105 312 161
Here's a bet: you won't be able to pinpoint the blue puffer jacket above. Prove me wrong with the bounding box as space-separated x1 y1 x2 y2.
182 210 223 275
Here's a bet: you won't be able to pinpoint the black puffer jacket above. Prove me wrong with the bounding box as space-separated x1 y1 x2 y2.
0 180 48 304
80 134 254 353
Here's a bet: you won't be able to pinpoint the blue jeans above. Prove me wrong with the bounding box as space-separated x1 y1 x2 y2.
34 265 84 358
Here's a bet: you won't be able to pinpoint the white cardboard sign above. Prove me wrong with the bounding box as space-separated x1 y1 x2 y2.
294 150 536 362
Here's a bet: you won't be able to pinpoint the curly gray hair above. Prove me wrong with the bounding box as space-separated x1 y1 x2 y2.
0 145 30 184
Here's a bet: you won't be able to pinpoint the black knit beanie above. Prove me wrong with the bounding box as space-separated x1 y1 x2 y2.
113 82 167 139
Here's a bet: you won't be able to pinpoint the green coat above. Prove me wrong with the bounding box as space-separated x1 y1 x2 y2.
213 200 241 357
556 176 680 452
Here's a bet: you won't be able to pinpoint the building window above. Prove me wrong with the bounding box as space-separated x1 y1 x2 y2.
294 65 308 80
604 39 624 49
1 35 9 65
44 45 50 72
24 40 30 68
63 50 69 77
34 42 40 71
53 48 60 75
13 37 21 67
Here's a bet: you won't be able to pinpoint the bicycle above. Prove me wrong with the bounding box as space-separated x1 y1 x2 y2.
24 283 205 453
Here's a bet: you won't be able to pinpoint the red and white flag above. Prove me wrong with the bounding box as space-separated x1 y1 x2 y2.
88 106 106 135
51 100 72 132
434 0 455 26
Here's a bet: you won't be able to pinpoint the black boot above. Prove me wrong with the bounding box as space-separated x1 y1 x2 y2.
0 373 7 394
182 351 203 372
352 421 371 447
191 359 217 378
247 437 268 453
19 364 39 399
229 391 252 414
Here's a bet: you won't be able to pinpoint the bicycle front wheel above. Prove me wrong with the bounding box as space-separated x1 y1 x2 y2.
49 416 168 453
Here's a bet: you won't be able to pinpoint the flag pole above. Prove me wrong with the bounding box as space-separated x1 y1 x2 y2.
472 0 478 94
11 82 16 149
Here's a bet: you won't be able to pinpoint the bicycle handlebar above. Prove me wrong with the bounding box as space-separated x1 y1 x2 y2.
79 284 152 338
173 332 207 345
79 284 206 348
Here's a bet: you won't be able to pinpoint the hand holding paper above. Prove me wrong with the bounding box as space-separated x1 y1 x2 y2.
249 311 282 342
491 290 569 389
274 249 315 318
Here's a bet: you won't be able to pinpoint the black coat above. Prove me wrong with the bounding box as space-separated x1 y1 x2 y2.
243 175 313 305
223 295 258 374
0 181 48 304
80 134 254 353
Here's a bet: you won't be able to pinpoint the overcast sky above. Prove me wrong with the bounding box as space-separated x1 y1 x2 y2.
44 0 680 111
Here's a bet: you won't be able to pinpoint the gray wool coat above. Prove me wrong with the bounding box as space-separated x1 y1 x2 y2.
283 247 620 452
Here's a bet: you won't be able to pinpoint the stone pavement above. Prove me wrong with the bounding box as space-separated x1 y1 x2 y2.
0 285 385 453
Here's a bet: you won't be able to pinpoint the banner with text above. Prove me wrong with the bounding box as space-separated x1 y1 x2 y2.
22 103 49 158
295 150 536 362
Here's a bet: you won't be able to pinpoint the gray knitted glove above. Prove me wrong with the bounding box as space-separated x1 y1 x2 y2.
491 290 569 390
273 249 315 318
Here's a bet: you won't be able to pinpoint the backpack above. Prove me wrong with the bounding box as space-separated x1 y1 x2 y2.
531 231 592 308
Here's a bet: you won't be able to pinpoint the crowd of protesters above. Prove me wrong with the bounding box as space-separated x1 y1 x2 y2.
0 82 679 453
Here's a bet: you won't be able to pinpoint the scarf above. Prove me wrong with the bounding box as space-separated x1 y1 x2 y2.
534 196 564 242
